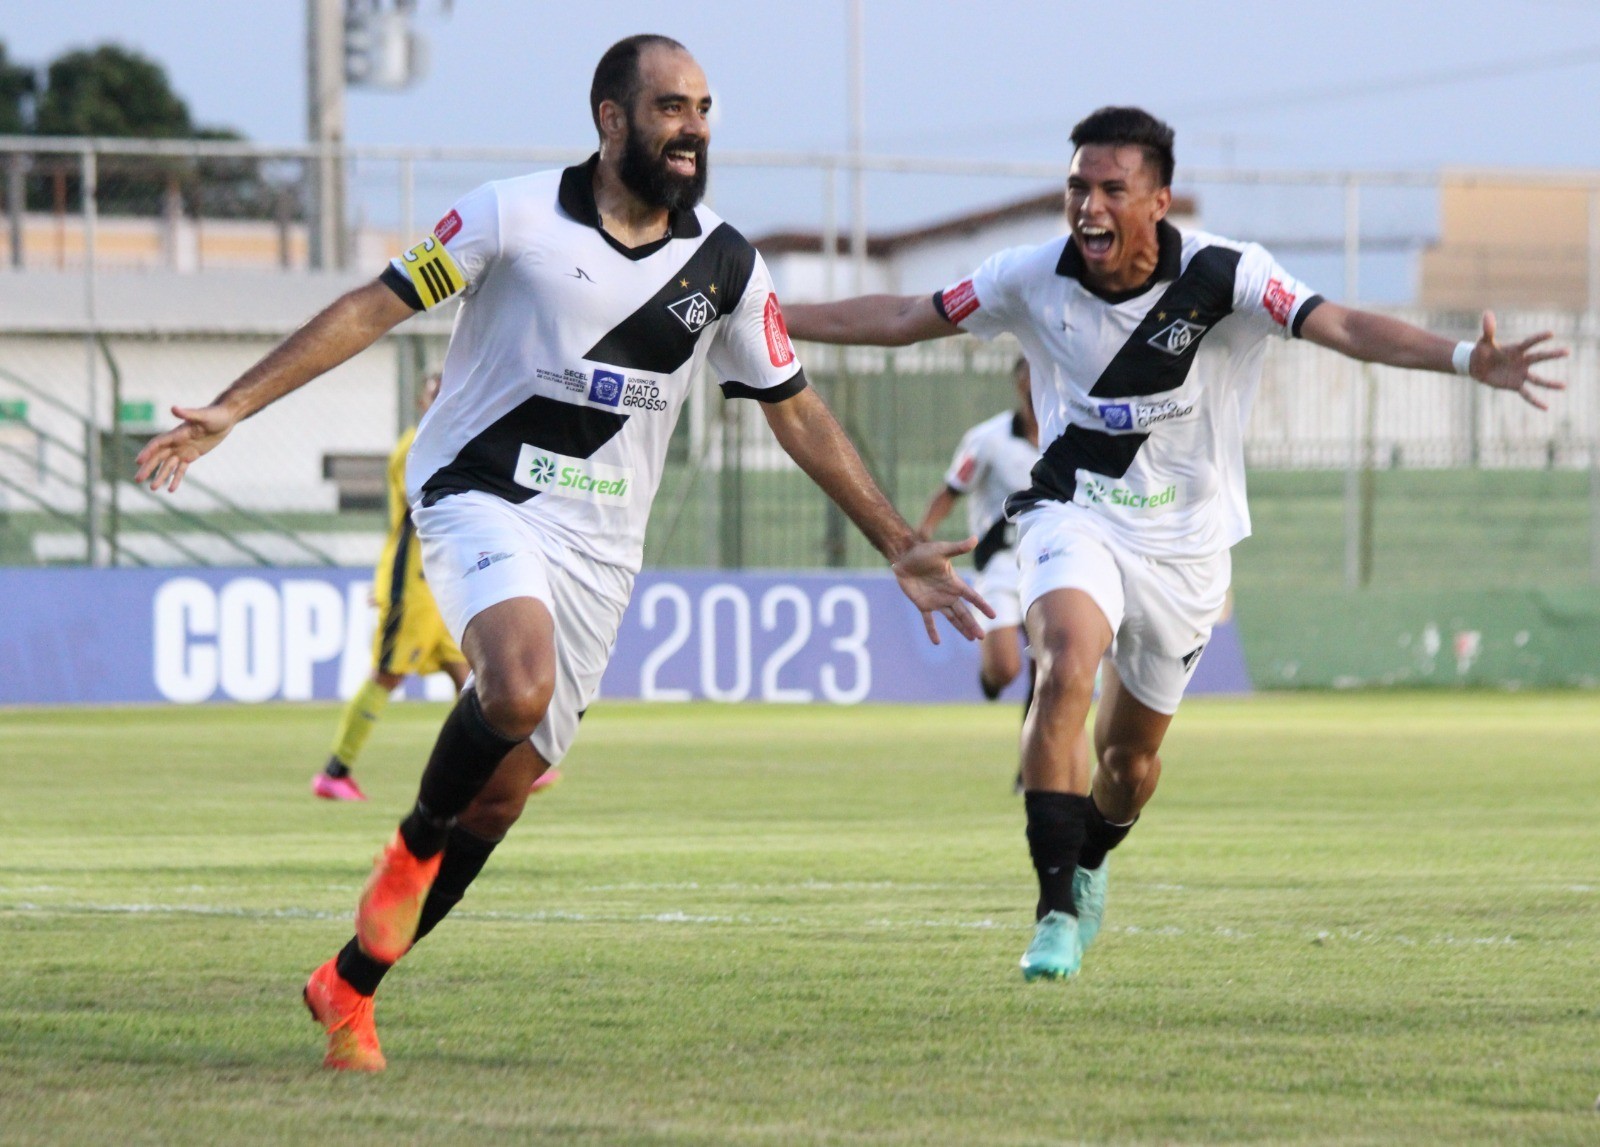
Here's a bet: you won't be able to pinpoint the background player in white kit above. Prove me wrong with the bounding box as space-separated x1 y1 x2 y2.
135 34 989 1071
915 354 1039 707
785 106 1565 983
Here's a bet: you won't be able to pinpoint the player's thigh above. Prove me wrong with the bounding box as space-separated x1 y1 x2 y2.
1108 547 1230 716
1025 588 1114 701
414 492 561 720
462 596 557 701
1017 507 1123 693
524 548 632 768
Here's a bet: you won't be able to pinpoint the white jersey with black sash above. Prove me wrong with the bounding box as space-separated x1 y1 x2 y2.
943 410 1039 571
383 155 805 573
935 221 1322 561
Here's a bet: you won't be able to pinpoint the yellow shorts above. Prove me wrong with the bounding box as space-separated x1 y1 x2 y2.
373 582 465 677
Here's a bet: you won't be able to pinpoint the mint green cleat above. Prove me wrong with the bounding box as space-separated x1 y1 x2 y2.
1073 861 1109 952
1019 910 1081 981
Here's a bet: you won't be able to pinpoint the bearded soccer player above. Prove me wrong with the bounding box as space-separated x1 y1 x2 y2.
916 354 1039 709
784 106 1565 982
136 35 990 1070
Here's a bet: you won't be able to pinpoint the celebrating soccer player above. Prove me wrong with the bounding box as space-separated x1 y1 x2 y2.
783 106 1566 982
136 35 991 1071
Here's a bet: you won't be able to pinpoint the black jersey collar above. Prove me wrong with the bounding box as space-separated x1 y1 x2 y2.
1055 218 1183 304
558 153 704 260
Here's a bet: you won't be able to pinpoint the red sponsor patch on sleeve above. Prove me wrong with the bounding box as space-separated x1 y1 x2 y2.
953 455 978 486
763 293 796 368
434 209 464 245
941 279 981 324
1262 277 1295 326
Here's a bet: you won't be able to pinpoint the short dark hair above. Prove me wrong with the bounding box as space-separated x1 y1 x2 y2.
1069 107 1175 188
590 34 687 135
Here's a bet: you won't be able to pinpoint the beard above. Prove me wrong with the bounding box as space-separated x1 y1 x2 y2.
617 122 708 213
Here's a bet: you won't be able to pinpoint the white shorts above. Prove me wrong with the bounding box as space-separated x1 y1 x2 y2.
974 547 1022 633
413 491 633 765
1016 503 1230 715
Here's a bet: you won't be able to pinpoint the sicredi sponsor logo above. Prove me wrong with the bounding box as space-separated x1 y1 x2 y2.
514 444 632 504
1077 477 1179 512
588 369 624 407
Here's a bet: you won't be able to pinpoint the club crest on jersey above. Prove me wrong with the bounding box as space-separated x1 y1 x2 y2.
1099 403 1133 430
588 369 625 407
1147 317 1208 356
667 292 717 333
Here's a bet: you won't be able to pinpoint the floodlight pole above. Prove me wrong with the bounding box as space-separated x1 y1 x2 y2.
847 0 866 296
307 0 347 270
1341 176 1366 590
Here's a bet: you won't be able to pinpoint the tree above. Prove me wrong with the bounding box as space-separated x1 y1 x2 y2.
33 45 194 138
21 43 289 220
0 41 34 135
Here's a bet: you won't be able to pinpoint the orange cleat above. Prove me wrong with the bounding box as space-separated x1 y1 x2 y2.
303 957 386 1072
355 830 443 964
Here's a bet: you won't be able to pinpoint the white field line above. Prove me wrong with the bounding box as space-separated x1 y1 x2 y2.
0 899 1526 945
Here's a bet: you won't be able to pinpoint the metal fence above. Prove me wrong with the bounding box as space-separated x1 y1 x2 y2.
1 136 1597 592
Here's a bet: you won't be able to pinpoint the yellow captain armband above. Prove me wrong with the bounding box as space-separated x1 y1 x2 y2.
401 235 467 309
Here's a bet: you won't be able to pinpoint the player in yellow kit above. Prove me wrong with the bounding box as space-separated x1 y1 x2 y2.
314 375 559 799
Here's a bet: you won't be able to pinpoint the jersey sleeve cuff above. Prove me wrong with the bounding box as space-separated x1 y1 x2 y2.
1290 293 1325 338
931 289 951 323
380 263 425 311
719 368 809 403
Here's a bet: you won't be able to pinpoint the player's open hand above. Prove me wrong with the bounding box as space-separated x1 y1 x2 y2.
133 403 239 493
890 535 996 645
1471 311 1567 410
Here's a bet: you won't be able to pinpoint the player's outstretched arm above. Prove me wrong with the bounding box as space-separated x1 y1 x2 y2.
1299 304 1568 410
761 386 994 644
916 486 960 540
134 280 416 492
783 293 959 348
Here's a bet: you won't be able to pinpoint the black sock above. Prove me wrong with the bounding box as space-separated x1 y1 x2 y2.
980 674 1003 701
1024 790 1092 920
324 757 350 779
1078 796 1136 872
413 825 500 943
332 825 502 997
335 936 389 997
398 688 521 859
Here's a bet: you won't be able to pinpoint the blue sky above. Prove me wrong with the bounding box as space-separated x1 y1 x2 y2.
4 1 1599 298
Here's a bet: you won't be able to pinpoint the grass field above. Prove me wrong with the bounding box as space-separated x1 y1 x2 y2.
2 695 1598 1145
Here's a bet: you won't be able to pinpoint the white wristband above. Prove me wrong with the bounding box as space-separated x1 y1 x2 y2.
1451 341 1475 377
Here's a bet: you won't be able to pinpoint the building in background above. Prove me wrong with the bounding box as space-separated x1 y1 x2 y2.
1419 173 1599 312
755 188 1199 302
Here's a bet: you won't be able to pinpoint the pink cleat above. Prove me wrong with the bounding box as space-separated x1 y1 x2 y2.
312 772 367 802
529 767 562 794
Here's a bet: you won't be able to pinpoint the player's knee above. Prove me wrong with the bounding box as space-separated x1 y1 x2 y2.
1032 646 1097 710
474 666 554 740
1099 742 1159 787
